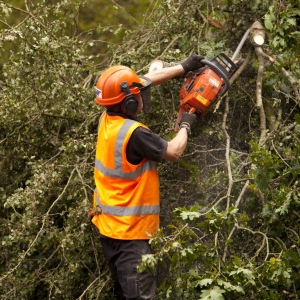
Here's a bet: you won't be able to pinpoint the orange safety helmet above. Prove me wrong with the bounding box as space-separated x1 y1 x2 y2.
95 65 152 113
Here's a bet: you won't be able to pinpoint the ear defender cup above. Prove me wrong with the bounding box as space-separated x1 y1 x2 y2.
120 81 139 115
123 97 138 115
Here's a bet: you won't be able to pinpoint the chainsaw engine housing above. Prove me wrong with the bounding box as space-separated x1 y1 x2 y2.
175 53 238 131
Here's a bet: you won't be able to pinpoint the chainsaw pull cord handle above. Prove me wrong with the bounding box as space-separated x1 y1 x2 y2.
198 59 230 98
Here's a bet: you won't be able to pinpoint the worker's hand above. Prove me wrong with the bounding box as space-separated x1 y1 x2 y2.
179 112 197 135
181 54 205 73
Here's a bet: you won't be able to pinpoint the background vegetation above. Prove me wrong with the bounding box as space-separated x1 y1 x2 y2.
0 0 299 299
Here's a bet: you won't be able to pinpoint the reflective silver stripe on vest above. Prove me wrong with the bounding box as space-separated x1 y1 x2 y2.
114 119 136 170
95 158 156 179
94 189 160 216
95 117 157 179
101 203 160 216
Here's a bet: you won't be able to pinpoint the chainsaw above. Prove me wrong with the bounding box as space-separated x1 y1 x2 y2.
174 52 238 131
173 25 253 131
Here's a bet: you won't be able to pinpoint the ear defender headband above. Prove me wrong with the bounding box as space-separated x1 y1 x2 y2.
120 81 139 116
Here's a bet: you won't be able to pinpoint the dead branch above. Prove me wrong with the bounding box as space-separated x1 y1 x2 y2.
254 47 265 108
221 95 233 210
253 47 267 147
248 21 268 147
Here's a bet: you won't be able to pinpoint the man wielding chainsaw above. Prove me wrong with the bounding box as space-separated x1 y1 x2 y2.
91 54 204 300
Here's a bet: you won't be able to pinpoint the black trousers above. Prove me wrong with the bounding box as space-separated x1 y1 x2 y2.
100 236 156 300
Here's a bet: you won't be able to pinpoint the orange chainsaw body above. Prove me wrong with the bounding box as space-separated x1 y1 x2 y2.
175 69 224 131
174 53 238 131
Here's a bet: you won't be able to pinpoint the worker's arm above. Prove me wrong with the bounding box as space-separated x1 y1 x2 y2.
144 64 184 87
163 127 188 162
144 54 205 87
163 112 197 162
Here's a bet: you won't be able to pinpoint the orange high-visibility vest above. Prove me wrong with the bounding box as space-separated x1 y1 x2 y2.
92 112 160 240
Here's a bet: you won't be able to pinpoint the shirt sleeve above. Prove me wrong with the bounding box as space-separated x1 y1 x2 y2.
126 127 168 165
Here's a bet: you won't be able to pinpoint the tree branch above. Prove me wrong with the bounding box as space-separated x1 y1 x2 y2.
222 95 233 210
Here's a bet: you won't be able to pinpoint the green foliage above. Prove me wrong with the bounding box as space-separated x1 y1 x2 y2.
249 116 300 220
264 1 300 52
0 0 112 298
138 206 249 299
1 0 300 299
141 111 300 298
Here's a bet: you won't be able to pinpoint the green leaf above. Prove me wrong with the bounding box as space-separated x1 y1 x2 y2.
283 271 290 279
229 207 239 215
200 286 225 300
264 15 274 31
273 36 280 45
217 279 245 294
233 256 241 267
189 268 198 277
264 6 275 31
282 250 300 267
275 191 292 215
196 278 213 287
180 211 200 220
230 267 255 280
276 27 284 36
172 241 181 249
286 18 296 26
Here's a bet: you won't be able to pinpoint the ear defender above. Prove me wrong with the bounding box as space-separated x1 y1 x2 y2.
120 81 139 116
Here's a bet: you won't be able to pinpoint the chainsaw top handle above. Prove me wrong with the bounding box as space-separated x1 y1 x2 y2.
199 59 230 98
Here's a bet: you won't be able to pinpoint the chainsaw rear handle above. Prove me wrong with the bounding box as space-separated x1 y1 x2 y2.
199 59 230 98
